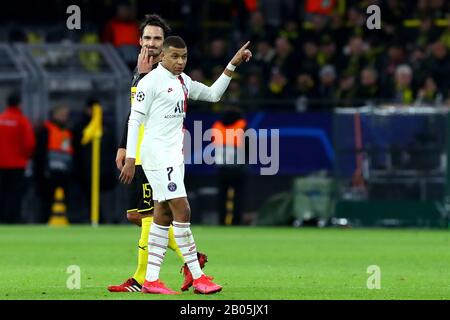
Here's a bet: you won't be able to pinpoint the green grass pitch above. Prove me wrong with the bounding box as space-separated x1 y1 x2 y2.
1 225 449 300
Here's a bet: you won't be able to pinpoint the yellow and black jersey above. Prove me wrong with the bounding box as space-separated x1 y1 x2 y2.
118 65 157 165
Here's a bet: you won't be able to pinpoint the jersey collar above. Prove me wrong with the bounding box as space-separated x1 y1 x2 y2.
158 63 178 79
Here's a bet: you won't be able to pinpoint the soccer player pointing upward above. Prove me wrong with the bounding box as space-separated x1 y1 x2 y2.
120 36 252 294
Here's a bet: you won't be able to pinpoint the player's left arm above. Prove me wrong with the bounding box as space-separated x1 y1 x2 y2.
189 41 252 102
119 76 154 184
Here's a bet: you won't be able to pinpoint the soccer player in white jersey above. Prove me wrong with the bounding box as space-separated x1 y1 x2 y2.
120 36 252 294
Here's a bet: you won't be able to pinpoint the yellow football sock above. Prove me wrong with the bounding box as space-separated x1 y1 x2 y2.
168 224 185 263
132 216 152 285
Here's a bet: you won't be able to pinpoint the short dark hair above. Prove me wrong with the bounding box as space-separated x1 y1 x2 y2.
163 36 187 50
139 14 171 38
7 92 21 107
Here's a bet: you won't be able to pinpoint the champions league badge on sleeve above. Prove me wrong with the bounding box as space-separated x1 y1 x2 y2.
168 182 177 192
136 91 145 102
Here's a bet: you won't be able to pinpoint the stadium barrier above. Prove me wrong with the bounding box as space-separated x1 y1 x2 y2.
333 105 450 227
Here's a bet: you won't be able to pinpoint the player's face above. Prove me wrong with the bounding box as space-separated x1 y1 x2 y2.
140 25 164 56
162 47 188 75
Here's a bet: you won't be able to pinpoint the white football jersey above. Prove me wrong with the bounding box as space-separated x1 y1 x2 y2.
131 63 231 170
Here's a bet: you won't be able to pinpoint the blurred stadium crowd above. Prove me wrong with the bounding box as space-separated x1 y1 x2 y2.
2 0 450 112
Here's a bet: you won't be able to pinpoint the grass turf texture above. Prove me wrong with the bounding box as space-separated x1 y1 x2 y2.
0 226 449 300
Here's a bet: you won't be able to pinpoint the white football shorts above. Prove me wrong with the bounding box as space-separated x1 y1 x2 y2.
143 164 187 201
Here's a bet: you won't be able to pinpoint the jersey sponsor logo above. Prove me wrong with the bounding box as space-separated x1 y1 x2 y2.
174 101 184 113
136 91 145 102
168 182 177 192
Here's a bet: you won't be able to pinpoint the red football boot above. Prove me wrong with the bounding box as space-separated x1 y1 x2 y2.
192 274 222 294
141 279 180 295
180 252 210 291
107 278 142 293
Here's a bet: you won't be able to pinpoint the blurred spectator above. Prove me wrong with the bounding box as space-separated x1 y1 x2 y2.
272 37 296 80
317 36 343 69
0 93 35 223
299 41 320 78
414 0 431 19
102 2 140 70
406 16 442 50
408 47 428 85
415 77 445 106
292 73 318 112
345 7 367 39
302 14 330 44
241 69 266 111
203 38 229 80
316 65 337 110
389 64 415 105
253 39 275 78
382 0 406 31
223 80 242 106
424 41 450 93
355 67 381 105
33 105 73 223
259 0 297 32
429 0 449 19
267 69 291 108
440 17 450 50
335 73 357 108
329 13 349 48
211 106 248 225
189 68 207 83
244 11 274 42
342 36 371 77
231 0 258 37
279 20 300 46
379 44 407 94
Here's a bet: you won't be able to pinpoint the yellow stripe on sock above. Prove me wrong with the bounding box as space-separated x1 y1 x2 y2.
132 216 153 285
168 225 184 263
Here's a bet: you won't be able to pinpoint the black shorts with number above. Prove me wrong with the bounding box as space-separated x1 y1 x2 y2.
127 165 154 214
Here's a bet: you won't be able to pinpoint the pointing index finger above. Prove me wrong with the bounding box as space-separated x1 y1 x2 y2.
240 41 250 51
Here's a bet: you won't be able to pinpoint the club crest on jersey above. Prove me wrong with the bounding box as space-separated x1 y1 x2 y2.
168 88 173 93
136 91 145 102
168 182 177 192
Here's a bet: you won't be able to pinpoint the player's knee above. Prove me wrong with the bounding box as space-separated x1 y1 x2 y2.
127 212 142 226
175 202 191 222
